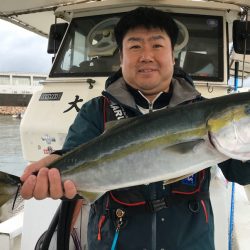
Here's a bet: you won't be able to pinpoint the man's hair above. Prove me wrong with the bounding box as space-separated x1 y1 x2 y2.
114 7 179 50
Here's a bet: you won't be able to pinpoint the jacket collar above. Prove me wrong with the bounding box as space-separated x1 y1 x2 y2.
169 77 201 107
103 77 201 110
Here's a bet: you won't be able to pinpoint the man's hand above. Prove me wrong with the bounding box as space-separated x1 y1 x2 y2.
20 154 77 200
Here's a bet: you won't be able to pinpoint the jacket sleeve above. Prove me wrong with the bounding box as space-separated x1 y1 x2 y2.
62 96 104 152
218 159 250 185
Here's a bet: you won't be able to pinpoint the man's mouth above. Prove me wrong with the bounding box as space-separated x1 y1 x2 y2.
138 68 157 73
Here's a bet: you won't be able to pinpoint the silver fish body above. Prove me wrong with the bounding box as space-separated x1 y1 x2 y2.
1 92 250 206
49 92 250 203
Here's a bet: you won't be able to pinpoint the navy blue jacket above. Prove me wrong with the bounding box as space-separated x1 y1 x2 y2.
62 76 250 250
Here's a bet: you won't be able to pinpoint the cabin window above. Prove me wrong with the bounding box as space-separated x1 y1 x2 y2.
174 14 223 82
50 12 223 82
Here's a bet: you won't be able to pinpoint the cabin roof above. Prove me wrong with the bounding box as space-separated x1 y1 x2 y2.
0 0 248 37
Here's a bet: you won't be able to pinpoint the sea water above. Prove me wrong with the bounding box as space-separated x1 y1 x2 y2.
0 115 27 176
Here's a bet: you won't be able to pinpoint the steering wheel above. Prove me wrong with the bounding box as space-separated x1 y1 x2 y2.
174 19 189 56
86 17 120 57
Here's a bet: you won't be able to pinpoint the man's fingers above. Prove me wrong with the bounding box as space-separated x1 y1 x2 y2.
48 169 77 199
20 154 61 182
33 168 49 200
20 161 76 200
48 168 63 199
64 180 77 199
20 162 43 182
20 175 37 199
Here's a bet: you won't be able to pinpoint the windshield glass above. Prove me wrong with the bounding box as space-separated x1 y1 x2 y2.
50 12 223 82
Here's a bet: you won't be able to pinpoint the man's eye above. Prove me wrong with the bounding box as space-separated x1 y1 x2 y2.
130 45 141 49
153 44 163 48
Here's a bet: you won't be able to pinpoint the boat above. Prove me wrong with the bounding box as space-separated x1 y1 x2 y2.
12 113 22 119
0 0 250 249
0 72 46 107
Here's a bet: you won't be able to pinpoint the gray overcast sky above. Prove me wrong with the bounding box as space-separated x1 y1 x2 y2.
0 19 52 74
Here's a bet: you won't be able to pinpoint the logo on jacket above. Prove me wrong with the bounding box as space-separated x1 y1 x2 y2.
181 174 197 186
110 103 127 120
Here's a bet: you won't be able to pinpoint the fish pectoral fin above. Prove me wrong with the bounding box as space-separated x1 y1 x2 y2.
78 190 105 204
166 139 205 154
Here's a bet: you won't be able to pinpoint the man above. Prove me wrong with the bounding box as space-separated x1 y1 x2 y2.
21 7 250 250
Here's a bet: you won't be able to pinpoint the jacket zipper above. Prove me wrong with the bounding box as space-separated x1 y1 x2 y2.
149 102 154 113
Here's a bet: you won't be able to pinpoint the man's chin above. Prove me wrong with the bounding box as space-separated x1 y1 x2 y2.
137 81 160 90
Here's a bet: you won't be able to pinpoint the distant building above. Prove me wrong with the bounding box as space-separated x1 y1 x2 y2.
0 72 47 106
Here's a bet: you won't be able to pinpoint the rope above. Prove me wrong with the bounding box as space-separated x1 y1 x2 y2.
228 182 235 250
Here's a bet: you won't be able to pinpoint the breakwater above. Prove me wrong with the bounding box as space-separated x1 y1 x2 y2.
0 106 26 115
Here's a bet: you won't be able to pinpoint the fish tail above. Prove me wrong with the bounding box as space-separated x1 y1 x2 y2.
0 171 21 207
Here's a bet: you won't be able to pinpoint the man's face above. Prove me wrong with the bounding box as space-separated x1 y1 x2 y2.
120 27 175 100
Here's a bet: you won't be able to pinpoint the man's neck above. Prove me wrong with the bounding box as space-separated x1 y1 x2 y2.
125 83 173 109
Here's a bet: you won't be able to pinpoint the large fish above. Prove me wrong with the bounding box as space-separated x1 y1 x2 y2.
1 91 250 206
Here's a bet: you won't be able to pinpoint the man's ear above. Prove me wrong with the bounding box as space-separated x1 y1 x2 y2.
172 51 175 65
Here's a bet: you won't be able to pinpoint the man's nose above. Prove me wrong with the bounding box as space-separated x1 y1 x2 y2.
139 48 153 62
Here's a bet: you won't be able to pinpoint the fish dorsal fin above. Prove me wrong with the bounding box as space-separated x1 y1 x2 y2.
104 117 136 132
105 120 122 131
